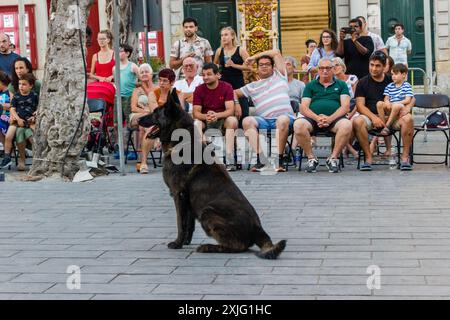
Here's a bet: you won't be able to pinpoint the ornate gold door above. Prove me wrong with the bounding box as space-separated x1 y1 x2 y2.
238 0 279 56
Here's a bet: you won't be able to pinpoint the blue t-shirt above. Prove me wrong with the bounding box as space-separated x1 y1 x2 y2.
0 52 21 77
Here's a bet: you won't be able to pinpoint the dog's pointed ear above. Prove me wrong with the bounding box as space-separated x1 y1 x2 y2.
138 113 153 128
164 88 182 117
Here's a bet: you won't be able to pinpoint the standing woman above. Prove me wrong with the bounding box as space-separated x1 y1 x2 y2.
87 30 116 107
89 29 115 84
300 39 317 83
214 26 251 126
307 29 338 74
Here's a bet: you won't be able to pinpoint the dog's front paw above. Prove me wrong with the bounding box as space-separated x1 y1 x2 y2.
168 241 183 249
183 234 193 245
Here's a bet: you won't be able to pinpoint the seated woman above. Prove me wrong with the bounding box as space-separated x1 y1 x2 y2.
3 57 41 170
129 63 158 174
332 57 359 160
136 68 183 174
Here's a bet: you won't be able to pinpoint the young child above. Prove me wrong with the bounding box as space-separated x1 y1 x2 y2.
0 73 39 170
0 71 11 149
377 63 414 135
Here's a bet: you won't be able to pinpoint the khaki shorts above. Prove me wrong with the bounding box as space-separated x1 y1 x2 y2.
114 96 132 124
358 115 401 132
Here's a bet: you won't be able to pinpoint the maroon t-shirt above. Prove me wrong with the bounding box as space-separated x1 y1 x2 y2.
193 81 234 114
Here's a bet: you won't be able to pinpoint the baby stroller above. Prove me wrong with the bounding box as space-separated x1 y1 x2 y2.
86 82 116 155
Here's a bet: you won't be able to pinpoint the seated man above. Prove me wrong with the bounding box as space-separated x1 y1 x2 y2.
234 49 295 172
174 57 203 113
352 51 414 171
192 63 238 171
294 58 352 173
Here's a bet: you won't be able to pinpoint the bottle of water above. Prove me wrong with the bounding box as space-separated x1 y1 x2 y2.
389 146 397 169
294 147 301 168
236 149 242 170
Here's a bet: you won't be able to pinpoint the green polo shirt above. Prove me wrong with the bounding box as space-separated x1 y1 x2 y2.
302 78 349 116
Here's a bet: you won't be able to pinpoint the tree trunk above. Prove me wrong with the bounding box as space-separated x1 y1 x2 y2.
105 0 139 61
29 0 94 180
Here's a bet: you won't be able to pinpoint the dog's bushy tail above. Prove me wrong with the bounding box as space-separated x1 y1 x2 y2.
255 240 287 260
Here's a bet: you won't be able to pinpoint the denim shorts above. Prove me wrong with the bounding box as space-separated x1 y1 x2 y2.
254 114 296 131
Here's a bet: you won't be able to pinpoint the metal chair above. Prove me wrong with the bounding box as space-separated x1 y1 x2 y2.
297 131 344 171
411 94 450 165
356 130 402 170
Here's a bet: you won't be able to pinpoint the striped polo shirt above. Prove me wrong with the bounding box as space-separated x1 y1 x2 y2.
383 81 414 103
240 70 293 119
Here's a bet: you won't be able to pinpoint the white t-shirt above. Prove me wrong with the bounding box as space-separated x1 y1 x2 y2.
368 31 386 51
174 75 204 113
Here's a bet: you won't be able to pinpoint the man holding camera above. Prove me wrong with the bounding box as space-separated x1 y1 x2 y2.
336 18 374 79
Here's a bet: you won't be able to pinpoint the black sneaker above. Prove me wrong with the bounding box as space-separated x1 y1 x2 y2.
305 158 319 173
326 158 340 173
0 155 12 169
250 162 266 172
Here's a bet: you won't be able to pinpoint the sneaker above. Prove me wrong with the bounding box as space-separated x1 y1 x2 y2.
250 162 266 172
226 163 237 172
0 155 12 169
305 158 319 173
326 158 340 173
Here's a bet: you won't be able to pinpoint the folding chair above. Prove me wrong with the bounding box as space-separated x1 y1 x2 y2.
357 130 402 170
246 129 295 171
297 131 344 171
411 94 450 165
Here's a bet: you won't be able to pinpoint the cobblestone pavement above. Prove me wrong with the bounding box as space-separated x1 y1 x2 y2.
1 133 450 300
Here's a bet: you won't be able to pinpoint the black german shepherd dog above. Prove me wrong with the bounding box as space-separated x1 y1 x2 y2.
138 90 286 259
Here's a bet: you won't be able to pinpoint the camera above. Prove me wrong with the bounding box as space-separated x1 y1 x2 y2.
341 27 356 34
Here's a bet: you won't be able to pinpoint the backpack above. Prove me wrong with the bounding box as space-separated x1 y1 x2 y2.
422 110 449 129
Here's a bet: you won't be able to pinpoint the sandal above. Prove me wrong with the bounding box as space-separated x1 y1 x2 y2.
139 163 149 174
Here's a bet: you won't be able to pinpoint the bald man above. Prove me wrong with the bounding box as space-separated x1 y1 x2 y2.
0 33 20 77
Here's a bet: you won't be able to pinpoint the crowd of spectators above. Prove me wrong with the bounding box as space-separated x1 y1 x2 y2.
0 15 417 173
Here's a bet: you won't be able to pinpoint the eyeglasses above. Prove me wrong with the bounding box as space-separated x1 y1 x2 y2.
318 66 333 71
183 64 195 68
